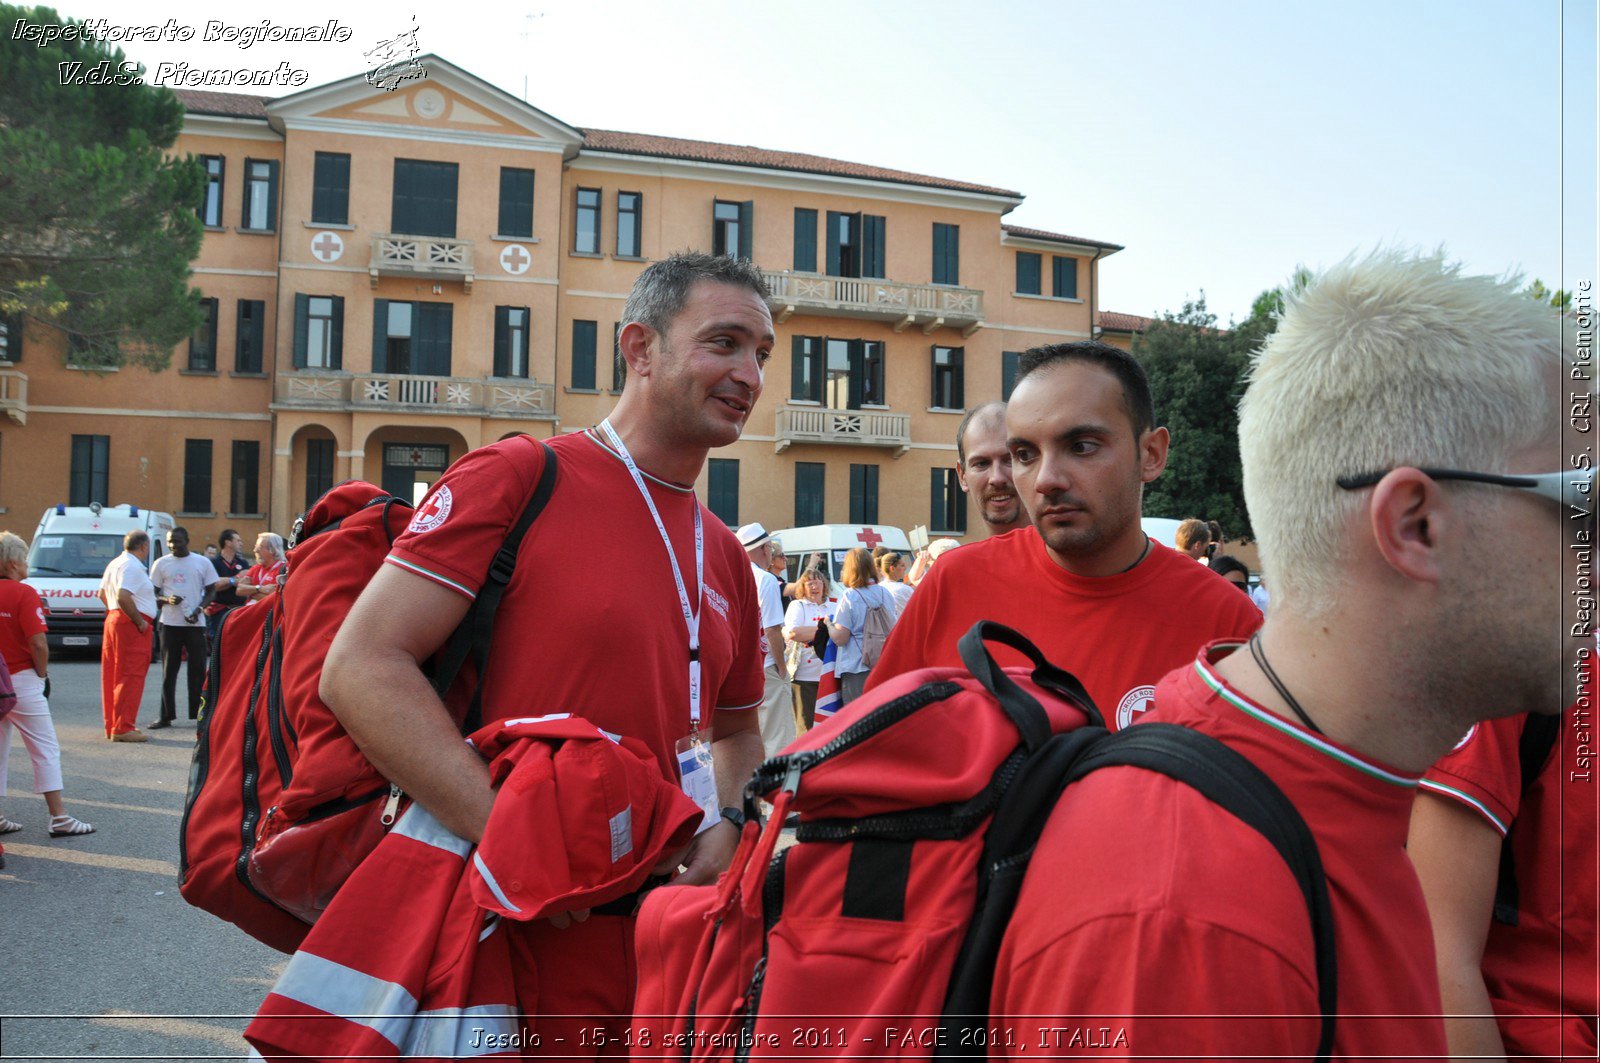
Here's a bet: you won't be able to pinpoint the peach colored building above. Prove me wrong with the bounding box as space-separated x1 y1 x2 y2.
0 56 1122 550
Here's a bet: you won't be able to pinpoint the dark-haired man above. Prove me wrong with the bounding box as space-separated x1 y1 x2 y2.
149 527 236 729
313 253 771 1051
869 341 1260 727
956 402 1026 537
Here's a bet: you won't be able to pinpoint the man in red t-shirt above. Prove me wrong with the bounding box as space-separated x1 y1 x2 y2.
1410 700 1598 1059
868 341 1261 725
321 253 774 1053
992 251 1582 1058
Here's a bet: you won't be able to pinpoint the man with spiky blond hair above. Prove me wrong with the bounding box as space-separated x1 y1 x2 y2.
994 250 1579 1059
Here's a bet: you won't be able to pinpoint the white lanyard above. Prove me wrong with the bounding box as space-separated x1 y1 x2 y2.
598 420 705 729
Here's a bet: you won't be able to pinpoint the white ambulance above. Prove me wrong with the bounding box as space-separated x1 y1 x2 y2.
25 503 173 651
770 524 914 594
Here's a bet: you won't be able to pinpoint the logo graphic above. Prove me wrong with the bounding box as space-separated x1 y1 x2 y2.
704 584 729 620
311 231 344 262
499 243 531 275
1115 684 1157 730
407 485 452 534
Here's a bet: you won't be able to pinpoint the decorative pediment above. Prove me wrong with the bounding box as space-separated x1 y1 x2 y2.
266 54 583 153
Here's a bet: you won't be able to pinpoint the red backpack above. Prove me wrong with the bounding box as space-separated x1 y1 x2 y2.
178 443 557 953
632 622 1338 1062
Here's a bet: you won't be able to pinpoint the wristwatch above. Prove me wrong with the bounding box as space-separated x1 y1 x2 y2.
719 806 746 830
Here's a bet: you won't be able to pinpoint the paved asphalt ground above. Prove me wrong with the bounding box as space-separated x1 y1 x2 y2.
2 651 284 1061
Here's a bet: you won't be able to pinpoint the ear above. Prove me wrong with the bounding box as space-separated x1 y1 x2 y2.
1368 467 1446 585
955 461 972 493
618 321 657 378
1138 426 1170 484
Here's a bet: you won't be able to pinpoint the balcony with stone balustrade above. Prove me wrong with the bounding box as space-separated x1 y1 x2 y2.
369 233 476 291
273 371 554 420
760 270 984 336
774 404 911 456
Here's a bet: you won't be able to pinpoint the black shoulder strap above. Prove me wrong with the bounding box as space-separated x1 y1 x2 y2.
432 441 559 732
939 722 1337 1063
1492 711 1561 925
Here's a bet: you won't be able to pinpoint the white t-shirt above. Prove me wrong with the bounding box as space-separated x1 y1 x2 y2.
100 551 157 619
149 552 218 627
783 598 833 682
750 563 784 629
882 579 915 618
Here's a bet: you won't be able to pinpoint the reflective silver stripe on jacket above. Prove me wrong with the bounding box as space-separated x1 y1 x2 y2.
404 1005 524 1056
392 802 472 859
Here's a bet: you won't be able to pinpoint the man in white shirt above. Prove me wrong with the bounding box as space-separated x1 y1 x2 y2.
738 522 793 757
98 531 157 741
149 527 236 729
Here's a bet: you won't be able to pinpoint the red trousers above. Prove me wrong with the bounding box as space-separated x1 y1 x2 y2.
101 610 153 737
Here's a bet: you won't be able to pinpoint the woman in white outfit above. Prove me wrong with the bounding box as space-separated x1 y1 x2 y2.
0 531 94 838
876 551 916 617
782 569 832 733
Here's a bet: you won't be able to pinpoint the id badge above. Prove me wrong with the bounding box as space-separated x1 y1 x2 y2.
675 732 719 835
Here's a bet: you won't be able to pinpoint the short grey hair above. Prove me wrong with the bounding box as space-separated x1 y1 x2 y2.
255 532 285 560
621 252 771 337
0 531 27 566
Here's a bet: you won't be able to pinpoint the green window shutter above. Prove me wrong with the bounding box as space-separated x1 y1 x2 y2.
790 335 807 400
493 306 510 377
266 160 279 231
737 201 754 260
1002 350 1020 400
825 211 844 276
1016 252 1041 295
929 469 943 531
1053 256 1078 298
328 296 344 370
952 347 965 409
572 320 597 390
793 208 817 272
847 339 866 410
863 215 886 278
415 303 452 376
372 299 389 373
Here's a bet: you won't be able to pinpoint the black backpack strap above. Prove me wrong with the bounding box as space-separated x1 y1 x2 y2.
940 722 1336 1063
1492 711 1561 926
956 621 1103 749
432 441 559 732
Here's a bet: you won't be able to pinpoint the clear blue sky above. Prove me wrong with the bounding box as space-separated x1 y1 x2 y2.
52 0 1599 322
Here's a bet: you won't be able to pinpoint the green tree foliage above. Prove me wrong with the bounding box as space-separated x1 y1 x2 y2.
1133 295 1268 541
0 4 204 369
1523 278 1572 312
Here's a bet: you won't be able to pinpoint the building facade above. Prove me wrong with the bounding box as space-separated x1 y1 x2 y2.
0 56 1122 549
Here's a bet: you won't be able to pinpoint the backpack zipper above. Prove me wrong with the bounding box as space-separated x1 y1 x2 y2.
733 847 790 1063
263 618 292 787
233 610 279 903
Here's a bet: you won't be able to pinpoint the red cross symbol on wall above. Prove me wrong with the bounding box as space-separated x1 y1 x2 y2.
501 245 530 273
857 527 884 549
312 233 342 261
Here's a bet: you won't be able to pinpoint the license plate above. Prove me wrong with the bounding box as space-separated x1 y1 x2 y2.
63 636 90 646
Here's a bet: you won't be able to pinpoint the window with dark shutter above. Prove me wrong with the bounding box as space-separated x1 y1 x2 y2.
791 336 822 403
713 200 744 258
1002 350 1021 401
849 463 879 524
183 439 212 513
795 463 826 526
392 159 459 238
295 294 342 370
708 458 739 526
494 306 530 378
793 208 817 272
932 346 964 409
498 167 535 238
312 152 350 225
413 303 453 376
574 188 601 253
189 298 218 371
931 467 966 534
1016 252 1042 295
0 311 21 363
616 192 641 257
70 435 109 507
863 215 886 278
1052 256 1079 299
231 440 260 515
825 213 885 278
932 222 959 285
199 155 225 226
235 300 264 373
305 438 335 510
242 158 277 231
571 319 597 390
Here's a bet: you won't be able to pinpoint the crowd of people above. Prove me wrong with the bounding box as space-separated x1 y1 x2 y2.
2 248 1590 1058
0 524 289 868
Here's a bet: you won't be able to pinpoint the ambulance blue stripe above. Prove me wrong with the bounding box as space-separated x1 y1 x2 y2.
384 556 476 600
1418 779 1510 835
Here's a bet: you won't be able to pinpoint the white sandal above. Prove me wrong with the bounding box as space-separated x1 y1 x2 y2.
0 815 21 834
49 815 95 838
